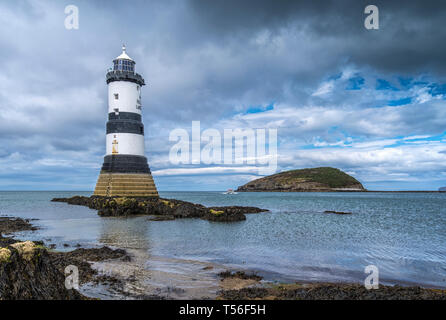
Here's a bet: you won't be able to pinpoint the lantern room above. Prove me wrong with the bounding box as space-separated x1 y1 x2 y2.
113 45 135 73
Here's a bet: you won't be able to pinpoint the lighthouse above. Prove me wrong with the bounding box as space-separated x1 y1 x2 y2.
94 45 158 197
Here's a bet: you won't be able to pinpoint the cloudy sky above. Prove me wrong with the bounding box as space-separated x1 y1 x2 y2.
1 0 446 191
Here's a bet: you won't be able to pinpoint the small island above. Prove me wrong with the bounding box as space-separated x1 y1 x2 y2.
237 167 365 192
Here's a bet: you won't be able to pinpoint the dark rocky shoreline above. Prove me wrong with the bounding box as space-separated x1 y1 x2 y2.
0 217 38 234
51 195 268 222
0 217 131 300
217 271 446 300
219 282 446 300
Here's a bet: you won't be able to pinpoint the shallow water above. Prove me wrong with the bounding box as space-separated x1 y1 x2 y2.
1 191 445 293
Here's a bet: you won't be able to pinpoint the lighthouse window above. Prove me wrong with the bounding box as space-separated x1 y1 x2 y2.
112 59 135 72
114 93 119 100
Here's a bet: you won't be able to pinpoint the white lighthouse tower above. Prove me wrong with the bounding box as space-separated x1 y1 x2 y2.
94 45 158 197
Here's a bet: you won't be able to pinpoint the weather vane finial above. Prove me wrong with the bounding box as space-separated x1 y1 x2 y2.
122 44 126 53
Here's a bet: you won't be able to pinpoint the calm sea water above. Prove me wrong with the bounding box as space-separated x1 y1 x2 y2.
1 191 445 288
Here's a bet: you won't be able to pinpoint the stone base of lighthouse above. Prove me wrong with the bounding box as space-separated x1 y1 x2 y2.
93 155 158 197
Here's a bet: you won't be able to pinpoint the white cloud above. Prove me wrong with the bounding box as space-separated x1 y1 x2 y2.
312 81 335 96
153 166 265 176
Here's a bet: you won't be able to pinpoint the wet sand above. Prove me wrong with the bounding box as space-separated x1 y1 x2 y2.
89 249 227 299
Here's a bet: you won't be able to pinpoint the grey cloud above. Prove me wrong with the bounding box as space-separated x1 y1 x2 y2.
0 0 445 190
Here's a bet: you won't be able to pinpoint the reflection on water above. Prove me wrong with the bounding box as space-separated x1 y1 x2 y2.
99 216 152 250
97 216 224 299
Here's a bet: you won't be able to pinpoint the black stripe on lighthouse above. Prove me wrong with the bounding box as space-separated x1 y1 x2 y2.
101 155 151 174
108 112 142 122
106 120 144 135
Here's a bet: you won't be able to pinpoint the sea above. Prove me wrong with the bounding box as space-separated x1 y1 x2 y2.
1 191 445 297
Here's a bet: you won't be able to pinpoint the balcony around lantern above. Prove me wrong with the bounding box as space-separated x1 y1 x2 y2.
106 69 145 86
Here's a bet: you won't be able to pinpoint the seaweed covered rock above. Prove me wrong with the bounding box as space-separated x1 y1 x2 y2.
92 197 208 218
49 246 130 285
219 282 446 300
203 209 246 222
0 217 38 234
52 195 91 206
0 241 83 300
52 196 268 222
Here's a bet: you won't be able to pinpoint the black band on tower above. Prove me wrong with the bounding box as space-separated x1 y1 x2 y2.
106 120 144 135
101 155 151 174
108 112 142 122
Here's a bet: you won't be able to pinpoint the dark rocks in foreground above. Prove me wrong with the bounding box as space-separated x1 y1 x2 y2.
0 240 83 300
0 237 130 300
219 281 446 300
52 196 268 222
217 270 446 300
49 246 131 286
218 270 263 281
0 216 131 300
0 233 131 300
0 217 38 234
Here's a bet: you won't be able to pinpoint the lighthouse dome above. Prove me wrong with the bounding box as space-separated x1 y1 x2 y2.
115 45 133 61
113 45 135 72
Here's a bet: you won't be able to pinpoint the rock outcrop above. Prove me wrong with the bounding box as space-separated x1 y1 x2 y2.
52 196 268 222
0 217 133 300
237 167 365 192
218 282 446 300
0 217 38 234
49 246 131 287
0 240 83 300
